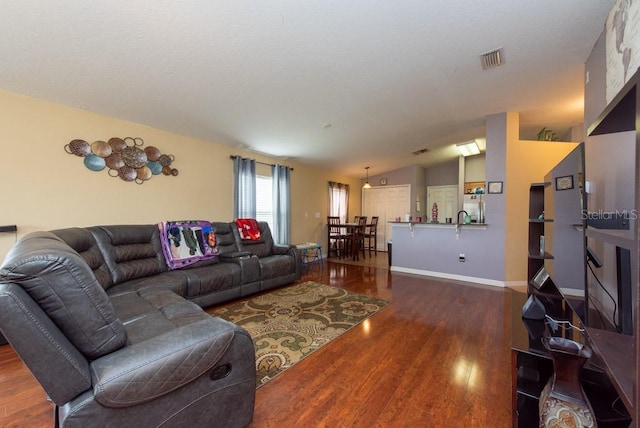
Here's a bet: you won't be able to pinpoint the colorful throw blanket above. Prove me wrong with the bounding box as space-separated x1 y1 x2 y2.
235 218 261 241
158 220 218 270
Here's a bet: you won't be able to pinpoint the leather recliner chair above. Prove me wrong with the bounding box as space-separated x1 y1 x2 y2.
0 231 256 427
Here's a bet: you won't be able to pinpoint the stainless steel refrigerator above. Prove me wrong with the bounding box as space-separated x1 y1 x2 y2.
462 194 485 223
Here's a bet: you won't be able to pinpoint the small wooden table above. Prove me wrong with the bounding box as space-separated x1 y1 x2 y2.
296 242 323 273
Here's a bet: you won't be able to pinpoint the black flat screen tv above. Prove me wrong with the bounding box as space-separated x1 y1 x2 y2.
582 130 636 335
542 138 635 336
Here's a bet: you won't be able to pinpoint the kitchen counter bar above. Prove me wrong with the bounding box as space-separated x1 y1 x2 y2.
389 221 488 228
389 221 504 287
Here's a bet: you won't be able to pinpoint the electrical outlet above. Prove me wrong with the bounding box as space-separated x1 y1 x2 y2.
459 253 465 262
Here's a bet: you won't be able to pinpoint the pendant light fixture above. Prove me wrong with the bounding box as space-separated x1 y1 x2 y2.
363 166 371 189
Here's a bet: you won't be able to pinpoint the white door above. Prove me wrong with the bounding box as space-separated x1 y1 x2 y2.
426 185 458 223
362 188 388 251
363 185 411 251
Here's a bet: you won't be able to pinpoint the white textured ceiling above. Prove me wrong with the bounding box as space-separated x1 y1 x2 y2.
0 1 614 178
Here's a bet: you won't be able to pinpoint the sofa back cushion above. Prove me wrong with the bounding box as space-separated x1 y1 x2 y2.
233 221 274 258
0 231 127 359
90 225 167 285
52 227 114 290
211 221 239 256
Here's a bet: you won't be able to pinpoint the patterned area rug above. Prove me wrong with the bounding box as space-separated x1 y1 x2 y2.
214 281 389 388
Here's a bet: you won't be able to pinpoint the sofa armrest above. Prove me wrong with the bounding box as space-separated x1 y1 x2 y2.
272 244 294 255
220 254 261 285
90 317 236 408
273 245 302 279
219 251 252 260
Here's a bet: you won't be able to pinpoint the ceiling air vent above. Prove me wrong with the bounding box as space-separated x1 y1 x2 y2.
480 48 504 70
412 148 429 155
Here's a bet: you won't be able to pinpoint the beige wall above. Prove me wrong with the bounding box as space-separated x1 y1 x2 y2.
504 134 578 281
0 90 360 261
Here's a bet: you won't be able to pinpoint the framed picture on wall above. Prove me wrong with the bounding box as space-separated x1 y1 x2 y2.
380 178 387 185
487 181 503 194
555 175 574 191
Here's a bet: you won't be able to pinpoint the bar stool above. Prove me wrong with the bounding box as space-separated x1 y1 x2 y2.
352 216 367 260
364 216 379 257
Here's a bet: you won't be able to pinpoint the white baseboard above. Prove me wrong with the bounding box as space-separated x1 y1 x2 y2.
390 266 508 288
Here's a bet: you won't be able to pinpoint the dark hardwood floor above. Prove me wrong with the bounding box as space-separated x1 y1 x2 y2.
0 253 514 427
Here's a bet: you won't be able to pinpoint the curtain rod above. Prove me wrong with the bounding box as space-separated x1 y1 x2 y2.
229 155 294 171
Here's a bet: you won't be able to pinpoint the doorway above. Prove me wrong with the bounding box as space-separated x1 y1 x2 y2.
362 185 411 251
426 185 458 223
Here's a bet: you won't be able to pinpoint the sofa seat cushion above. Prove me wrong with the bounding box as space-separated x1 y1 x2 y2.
0 232 127 359
168 264 242 299
258 255 296 280
110 287 212 344
106 273 188 299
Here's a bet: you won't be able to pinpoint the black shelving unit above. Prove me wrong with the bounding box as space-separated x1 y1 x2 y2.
584 67 639 421
527 183 555 295
512 173 633 426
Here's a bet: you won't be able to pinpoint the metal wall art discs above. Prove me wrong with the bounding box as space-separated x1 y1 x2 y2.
105 152 125 170
147 161 162 175
121 146 147 168
136 166 152 181
117 166 137 182
144 146 161 162
158 154 175 166
84 154 106 171
65 139 91 157
65 136 178 184
108 137 127 153
91 140 112 158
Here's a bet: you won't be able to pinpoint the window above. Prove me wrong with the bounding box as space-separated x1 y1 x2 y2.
256 174 273 232
329 182 349 222
233 156 290 244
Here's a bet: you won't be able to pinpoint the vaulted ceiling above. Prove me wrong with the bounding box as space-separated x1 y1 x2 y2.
0 1 614 177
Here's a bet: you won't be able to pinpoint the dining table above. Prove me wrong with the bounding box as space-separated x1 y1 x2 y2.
335 222 367 261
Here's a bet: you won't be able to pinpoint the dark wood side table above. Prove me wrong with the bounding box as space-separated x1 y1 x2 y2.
510 289 631 427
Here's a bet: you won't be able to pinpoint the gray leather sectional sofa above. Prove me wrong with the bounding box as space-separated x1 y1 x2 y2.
0 221 301 427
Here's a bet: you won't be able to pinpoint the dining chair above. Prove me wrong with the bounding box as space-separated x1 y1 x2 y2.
354 215 368 260
327 216 344 258
364 216 379 257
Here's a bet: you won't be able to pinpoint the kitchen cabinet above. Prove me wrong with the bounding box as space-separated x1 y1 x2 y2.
463 181 485 194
